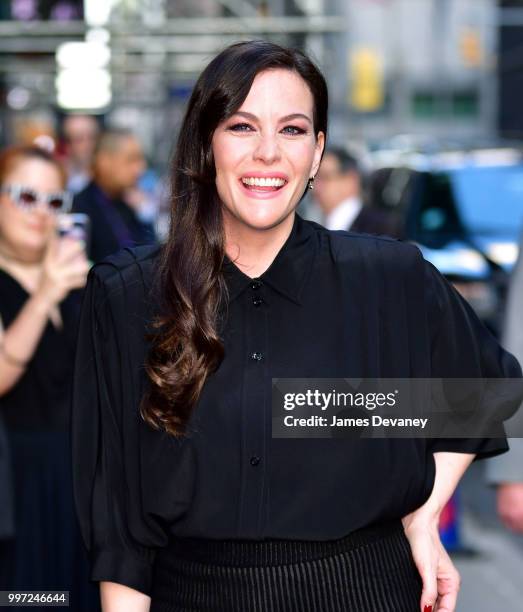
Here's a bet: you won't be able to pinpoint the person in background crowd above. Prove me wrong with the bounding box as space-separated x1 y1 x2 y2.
12 114 57 153
0 145 99 610
72 128 157 263
313 146 398 236
61 114 100 194
486 230 523 533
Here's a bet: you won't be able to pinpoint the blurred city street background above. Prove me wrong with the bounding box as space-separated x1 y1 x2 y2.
453 462 523 610
1 1 523 610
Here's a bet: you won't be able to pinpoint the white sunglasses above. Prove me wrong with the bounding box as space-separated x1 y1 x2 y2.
1 184 72 214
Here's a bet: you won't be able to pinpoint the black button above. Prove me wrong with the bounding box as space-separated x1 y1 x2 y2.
252 296 263 307
250 352 263 362
250 281 262 290
250 456 261 466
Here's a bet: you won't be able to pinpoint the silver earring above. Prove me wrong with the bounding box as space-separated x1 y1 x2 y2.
308 177 315 190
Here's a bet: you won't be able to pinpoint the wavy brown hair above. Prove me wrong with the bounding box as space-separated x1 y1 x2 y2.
140 39 329 437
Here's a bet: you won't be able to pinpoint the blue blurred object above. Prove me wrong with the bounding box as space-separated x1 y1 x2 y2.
168 83 193 101
449 164 523 271
439 491 461 551
138 168 160 194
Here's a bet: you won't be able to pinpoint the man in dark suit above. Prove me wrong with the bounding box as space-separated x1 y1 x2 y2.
72 128 157 263
313 147 397 237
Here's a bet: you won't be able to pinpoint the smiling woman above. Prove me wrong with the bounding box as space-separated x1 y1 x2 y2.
71 40 522 612
0 146 95 609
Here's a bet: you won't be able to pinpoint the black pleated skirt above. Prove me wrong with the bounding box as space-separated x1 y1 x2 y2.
150 519 423 612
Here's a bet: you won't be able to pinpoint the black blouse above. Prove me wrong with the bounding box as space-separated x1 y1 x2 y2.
71 212 521 596
0 268 81 431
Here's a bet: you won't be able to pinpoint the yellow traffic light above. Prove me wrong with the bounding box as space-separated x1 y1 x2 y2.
349 47 384 112
460 28 482 67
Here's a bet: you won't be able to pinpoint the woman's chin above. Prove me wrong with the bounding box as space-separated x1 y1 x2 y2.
226 203 294 231
12 240 47 262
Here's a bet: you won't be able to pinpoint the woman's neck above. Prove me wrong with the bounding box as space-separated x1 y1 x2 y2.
223 212 295 278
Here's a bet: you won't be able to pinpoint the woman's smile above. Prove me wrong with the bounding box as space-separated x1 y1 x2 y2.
237 173 290 199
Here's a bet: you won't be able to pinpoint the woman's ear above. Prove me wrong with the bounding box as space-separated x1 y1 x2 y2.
311 131 325 178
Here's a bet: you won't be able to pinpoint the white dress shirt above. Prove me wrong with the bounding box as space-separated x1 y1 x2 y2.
324 196 363 231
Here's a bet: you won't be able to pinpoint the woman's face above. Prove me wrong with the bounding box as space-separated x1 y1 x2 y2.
212 68 325 231
0 158 62 260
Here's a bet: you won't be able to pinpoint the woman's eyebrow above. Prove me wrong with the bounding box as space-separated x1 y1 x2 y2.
232 111 312 124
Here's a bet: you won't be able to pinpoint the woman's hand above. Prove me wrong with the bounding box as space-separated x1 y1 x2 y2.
402 509 461 612
496 482 523 533
0 232 90 394
34 233 90 310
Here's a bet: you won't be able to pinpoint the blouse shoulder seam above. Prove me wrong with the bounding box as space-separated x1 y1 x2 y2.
325 229 423 264
89 245 160 301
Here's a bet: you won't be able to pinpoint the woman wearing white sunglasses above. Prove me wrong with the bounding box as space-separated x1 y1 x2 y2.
0 145 97 609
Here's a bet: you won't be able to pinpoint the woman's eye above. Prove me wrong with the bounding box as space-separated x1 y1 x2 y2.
282 126 306 135
227 123 306 135
228 123 253 132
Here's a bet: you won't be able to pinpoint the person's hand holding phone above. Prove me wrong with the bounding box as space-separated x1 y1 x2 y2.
34 230 90 311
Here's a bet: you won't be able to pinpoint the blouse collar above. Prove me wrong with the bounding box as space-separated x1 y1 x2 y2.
222 212 317 305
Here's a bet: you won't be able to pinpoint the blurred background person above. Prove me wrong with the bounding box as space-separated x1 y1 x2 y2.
12 114 57 154
61 114 100 194
72 127 158 263
486 230 523 534
0 145 98 610
312 146 399 237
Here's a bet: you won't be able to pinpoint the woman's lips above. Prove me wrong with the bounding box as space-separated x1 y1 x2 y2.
26 222 47 233
238 178 289 200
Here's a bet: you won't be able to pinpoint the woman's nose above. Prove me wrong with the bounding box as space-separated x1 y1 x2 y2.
32 201 52 219
253 134 281 164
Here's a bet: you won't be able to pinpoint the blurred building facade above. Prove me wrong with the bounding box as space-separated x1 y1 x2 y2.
0 0 520 168
333 0 498 147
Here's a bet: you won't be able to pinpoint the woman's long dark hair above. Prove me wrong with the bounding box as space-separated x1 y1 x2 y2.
140 39 329 437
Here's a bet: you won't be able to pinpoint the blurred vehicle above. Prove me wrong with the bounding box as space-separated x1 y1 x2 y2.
367 147 523 336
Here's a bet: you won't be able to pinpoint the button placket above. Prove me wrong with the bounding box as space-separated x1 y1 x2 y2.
248 279 265 362
238 279 268 536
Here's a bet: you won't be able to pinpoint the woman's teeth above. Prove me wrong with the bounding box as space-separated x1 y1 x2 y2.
241 177 287 189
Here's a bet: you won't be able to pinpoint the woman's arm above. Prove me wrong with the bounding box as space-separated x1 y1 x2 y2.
72 259 168 604
403 451 474 526
402 451 474 612
100 582 151 612
0 294 54 395
0 236 88 395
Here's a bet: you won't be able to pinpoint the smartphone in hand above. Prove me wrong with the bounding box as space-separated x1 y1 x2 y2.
56 213 91 254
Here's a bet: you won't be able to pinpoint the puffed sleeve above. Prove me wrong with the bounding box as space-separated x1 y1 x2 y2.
423 259 523 460
71 263 168 596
